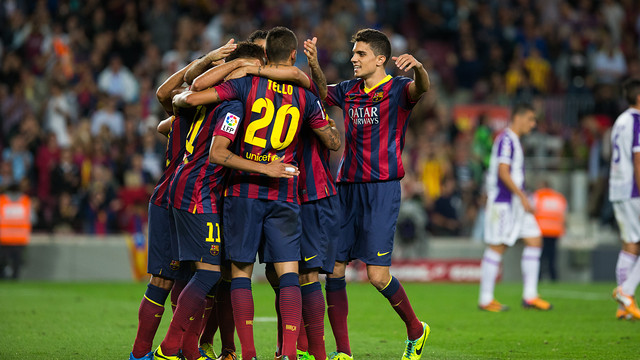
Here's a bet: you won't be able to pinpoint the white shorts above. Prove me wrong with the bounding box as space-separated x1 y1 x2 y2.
484 200 541 246
613 198 640 244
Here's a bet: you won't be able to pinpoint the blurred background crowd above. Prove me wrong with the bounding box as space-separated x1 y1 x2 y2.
0 0 638 238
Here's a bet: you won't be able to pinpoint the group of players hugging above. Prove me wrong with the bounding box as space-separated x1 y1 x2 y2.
128 26 430 360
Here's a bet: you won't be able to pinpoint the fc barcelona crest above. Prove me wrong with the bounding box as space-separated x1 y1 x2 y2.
372 91 384 102
170 260 180 270
210 244 220 256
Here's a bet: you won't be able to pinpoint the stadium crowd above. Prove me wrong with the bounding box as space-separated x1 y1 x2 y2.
1 0 639 237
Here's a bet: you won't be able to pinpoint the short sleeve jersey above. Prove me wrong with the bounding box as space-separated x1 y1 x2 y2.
212 76 328 203
325 75 417 183
485 128 525 204
168 101 244 214
609 108 640 201
149 108 194 208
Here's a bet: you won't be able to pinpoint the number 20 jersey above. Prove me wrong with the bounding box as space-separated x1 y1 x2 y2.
213 76 329 203
609 107 640 202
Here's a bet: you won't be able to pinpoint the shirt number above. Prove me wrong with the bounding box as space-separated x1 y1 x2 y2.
185 106 207 157
205 222 220 243
244 97 300 150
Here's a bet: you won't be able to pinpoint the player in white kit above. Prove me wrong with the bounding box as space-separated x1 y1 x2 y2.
478 103 552 312
611 79 640 320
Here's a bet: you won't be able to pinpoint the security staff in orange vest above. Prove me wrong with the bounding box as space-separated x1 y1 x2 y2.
0 183 32 279
531 183 567 282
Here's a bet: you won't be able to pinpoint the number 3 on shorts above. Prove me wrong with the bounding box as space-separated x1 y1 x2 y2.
205 222 221 243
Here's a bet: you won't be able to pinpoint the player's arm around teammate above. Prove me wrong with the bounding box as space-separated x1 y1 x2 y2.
183 38 237 85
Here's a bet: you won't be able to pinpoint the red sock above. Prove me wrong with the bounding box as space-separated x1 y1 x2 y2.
279 273 302 359
301 282 325 360
325 277 351 355
171 279 188 313
380 277 423 340
160 270 220 356
231 278 256 358
132 284 169 358
199 294 217 346
216 280 235 351
181 306 206 360
297 318 308 352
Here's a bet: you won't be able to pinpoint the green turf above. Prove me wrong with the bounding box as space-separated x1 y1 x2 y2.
0 281 637 359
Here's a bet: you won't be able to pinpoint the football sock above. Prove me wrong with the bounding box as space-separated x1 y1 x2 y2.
231 277 256 359
379 276 423 340
279 272 302 359
216 279 236 351
301 281 326 360
181 304 206 360
522 246 542 300
297 318 308 352
131 283 169 358
199 285 218 346
479 248 502 306
160 269 221 356
171 278 189 313
616 251 637 286
622 255 640 296
325 276 351 355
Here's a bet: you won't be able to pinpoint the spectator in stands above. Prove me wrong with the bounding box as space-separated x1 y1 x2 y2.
90 96 125 138
44 81 75 148
429 176 462 236
97 55 139 103
2 134 32 183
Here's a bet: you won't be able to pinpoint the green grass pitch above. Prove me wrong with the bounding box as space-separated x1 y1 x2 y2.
0 281 637 359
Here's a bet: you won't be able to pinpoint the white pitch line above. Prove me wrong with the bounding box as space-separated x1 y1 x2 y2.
542 289 611 300
254 316 278 322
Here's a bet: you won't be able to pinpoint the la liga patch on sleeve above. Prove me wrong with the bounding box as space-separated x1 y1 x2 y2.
221 113 240 135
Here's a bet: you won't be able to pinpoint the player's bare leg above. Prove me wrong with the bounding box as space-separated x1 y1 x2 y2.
478 244 509 311
614 242 640 319
230 262 256 359
326 261 351 358
299 269 326 360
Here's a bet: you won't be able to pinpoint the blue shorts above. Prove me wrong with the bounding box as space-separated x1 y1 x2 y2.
223 197 301 264
300 195 340 273
336 181 401 266
172 208 223 265
147 203 189 279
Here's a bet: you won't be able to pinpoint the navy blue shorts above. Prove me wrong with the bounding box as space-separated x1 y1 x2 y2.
223 197 301 264
147 203 189 279
336 181 401 266
300 195 340 273
172 208 223 265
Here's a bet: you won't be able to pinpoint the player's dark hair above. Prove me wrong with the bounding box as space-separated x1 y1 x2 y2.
248 29 268 43
351 28 391 66
266 26 297 63
623 78 640 105
226 41 265 64
511 103 535 119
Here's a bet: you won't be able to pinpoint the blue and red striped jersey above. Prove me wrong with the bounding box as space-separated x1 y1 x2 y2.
149 108 194 208
213 75 328 203
168 101 244 214
296 79 337 203
325 75 417 183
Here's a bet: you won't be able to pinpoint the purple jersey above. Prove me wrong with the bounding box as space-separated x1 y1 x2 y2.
326 75 417 183
149 108 194 208
213 76 328 203
168 101 244 214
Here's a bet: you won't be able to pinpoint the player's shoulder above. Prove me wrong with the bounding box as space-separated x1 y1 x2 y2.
391 75 414 84
334 78 362 91
215 99 243 114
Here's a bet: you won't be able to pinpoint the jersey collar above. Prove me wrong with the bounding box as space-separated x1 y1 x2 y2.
363 75 392 94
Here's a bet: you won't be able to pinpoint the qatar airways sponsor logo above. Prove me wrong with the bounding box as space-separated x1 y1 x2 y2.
349 106 379 125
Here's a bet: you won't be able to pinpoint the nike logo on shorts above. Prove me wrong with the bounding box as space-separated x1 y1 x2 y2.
377 251 390 256
304 255 318 262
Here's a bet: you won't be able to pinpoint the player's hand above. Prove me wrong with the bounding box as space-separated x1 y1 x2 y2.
263 157 299 178
327 116 337 128
225 68 248 81
520 193 533 213
392 54 423 72
208 39 236 62
304 37 319 66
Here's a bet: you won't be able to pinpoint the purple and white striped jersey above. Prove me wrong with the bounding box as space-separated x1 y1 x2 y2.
609 107 640 201
485 128 525 204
